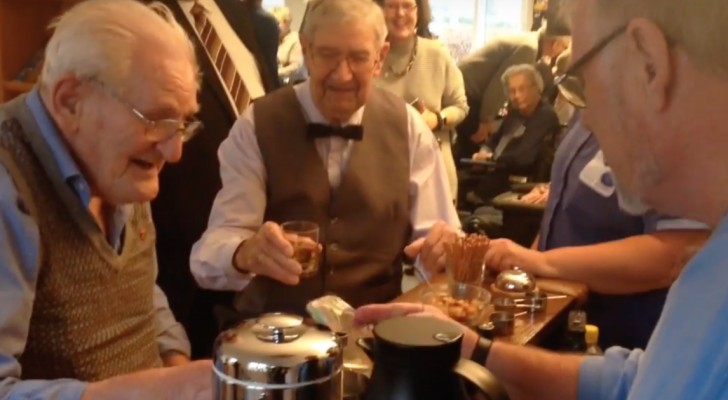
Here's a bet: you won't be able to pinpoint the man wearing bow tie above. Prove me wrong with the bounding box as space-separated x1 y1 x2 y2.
190 0 460 317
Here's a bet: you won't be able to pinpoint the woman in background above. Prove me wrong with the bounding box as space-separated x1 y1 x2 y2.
271 6 306 85
374 0 468 203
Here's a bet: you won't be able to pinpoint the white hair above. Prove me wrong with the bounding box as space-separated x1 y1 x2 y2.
302 0 387 48
271 6 291 24
501 64 545 94
41 0 198 93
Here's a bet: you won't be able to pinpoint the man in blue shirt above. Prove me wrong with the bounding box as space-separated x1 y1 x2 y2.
483 116 708 350
355 0 728 398
0 0 211 398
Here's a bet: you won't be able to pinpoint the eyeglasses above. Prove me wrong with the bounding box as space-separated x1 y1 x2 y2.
384 2 417 12
310 46 379 75
554 24 627 108
89 79 202 143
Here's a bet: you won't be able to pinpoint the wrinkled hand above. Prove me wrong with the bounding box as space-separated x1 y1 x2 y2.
354 303 478 358
82 360 213 400
404 221 459 275
472 150 492 161
233 222 305 285
484 238 548 276
519 184 549 204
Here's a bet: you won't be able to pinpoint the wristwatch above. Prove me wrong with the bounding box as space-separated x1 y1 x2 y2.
439 112 448 129
470 336 493 366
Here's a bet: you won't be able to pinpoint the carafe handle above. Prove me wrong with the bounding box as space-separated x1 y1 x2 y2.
454 359 509 400
355 337 375 360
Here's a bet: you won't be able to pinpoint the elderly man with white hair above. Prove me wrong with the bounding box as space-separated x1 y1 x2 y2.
191 0 459 318
356 0 728 398
0 0 211 398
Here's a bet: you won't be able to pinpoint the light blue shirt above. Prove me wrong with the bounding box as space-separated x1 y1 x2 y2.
0 90 190 400
578 213 728 399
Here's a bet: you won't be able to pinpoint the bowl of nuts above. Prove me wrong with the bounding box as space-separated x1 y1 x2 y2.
420 283 492 326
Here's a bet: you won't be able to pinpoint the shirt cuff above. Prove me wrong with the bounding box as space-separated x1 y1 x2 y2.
191 236 255 291
157 323 191 359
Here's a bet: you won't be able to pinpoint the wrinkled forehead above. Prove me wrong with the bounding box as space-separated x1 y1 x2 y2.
309 20 380 55
124 39 199 116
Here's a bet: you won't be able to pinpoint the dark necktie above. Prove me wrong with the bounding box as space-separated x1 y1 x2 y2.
306 123 364 141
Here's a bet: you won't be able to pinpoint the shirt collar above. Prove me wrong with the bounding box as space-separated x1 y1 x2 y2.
294 80 365 126
25 88 92 206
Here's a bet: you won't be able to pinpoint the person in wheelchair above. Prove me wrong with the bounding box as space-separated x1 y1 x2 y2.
463 63 560 205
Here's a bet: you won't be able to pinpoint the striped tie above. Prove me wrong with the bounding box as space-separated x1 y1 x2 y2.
191 3 250 114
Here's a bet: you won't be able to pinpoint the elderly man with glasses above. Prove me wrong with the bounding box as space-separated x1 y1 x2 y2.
0 0 212 398
356 0 728 398
191 0 459 319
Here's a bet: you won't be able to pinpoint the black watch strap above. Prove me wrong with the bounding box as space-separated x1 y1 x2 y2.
470 337 493 366
434 112 443 131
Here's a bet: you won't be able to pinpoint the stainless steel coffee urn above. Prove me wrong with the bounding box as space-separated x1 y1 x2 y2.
213 313 344 400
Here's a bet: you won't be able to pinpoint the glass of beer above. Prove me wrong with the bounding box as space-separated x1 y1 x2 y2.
281 221 320 278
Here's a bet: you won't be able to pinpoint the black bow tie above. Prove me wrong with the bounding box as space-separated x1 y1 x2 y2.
306 123 364 141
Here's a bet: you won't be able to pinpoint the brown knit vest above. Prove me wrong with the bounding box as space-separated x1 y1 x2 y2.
0 96 161 381
233 86 411 316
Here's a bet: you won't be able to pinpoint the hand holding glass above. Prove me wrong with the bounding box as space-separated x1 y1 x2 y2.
281 221 320 278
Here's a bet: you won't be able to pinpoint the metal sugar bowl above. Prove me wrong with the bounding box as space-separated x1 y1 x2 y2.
213 313 344 400
492 266 536 297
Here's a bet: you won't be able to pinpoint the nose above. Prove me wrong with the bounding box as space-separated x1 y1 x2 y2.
331 58 354 81
156 134 184 163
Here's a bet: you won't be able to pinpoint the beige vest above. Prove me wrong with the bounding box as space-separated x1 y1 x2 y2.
233 86 411 316
0 96 161 381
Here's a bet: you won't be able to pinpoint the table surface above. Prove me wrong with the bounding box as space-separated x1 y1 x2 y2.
393 274 588 346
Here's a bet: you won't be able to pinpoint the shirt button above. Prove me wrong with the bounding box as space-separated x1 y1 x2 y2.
329 243 340 251
331 217 339 225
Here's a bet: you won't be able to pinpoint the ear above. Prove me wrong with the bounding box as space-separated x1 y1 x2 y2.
624 18 672 112
372 42 390 78
300 36 313 71
45 75 86 137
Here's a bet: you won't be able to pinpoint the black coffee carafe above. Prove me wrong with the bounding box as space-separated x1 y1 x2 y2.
356 316 508 400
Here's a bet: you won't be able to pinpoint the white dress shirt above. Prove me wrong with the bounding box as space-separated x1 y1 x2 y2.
190 81 460 291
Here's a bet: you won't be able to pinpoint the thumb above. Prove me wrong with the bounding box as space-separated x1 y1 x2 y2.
404 237 425 258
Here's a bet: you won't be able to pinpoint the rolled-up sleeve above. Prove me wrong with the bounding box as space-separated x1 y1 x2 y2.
643 212 710 232
578 347 643 400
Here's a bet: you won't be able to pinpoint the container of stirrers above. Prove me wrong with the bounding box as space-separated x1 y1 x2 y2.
444 234 490 287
